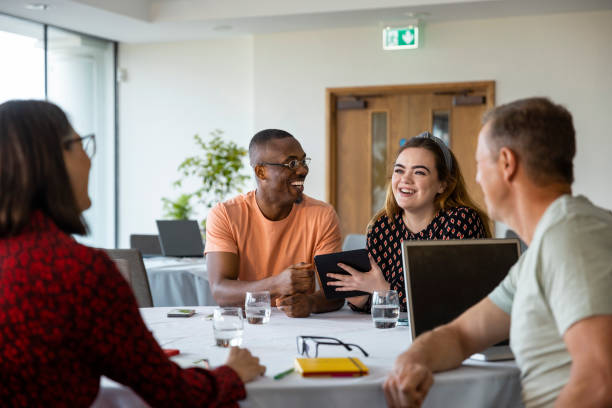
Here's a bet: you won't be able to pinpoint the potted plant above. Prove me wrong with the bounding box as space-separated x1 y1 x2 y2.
161 193 194 221
162 129 250 229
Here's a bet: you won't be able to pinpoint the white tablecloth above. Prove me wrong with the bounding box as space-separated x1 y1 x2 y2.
94 307 523 408
144 257 215 307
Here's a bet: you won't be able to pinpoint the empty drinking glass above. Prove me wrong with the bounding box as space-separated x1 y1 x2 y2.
213 307 244 347
371 290 400 329
245 291 271 324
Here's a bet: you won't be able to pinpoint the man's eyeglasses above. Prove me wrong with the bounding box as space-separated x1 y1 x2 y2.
296 336 369 358
63 134 96 159
259 157 311 170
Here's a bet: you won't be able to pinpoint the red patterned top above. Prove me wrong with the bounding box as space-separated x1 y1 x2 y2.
0 212 246 407
351 206 486 312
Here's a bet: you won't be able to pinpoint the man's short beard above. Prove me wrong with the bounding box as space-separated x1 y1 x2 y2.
295 195 303 204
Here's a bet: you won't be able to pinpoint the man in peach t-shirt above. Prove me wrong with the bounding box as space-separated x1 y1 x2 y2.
205 129 344 318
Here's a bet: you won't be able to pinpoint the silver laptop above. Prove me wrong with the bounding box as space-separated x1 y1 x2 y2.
156 220 204 257
401 238 521 361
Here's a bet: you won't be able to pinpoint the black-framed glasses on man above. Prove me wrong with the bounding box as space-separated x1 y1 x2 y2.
63 134 96 159
259 157 311 170
296 336 369 358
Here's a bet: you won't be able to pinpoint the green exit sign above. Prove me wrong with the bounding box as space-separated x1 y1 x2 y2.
383 26 419 50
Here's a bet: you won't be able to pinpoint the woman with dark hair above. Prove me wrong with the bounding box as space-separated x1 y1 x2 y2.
0 100 265 406
328 132 490 312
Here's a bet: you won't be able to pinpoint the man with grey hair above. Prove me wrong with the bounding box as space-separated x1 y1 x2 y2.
383 97 612 408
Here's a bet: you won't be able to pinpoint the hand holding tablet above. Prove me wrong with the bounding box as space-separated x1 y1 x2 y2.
330 253 389 295
314 249 376 299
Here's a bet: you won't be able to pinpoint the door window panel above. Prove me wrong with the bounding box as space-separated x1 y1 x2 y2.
371 111 388 215
432 111 451 147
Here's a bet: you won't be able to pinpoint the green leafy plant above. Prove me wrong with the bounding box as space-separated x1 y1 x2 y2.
162 129 250 228
161 193 194 220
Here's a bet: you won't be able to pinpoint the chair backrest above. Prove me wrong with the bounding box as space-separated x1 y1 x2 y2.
504 229 528 254
104 249 154 307
129 234 162 256
342 234 367 251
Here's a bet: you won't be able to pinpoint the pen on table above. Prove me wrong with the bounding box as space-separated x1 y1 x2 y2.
273 368 294 380
192 358 210 368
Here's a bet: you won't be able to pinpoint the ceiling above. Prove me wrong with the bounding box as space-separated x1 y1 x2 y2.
1 0 611 43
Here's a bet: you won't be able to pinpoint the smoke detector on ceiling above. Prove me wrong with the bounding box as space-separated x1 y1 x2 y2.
25 3 50 11
213 25 232 32
403 11 430 18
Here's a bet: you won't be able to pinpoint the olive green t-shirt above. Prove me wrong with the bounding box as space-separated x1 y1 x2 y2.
489 195 612 408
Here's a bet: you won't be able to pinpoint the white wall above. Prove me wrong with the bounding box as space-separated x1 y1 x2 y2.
253 10 612 209
118 37 253 246
119 10 612 245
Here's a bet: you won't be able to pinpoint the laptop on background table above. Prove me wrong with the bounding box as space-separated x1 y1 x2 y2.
156 220 204 258
401 238 521 361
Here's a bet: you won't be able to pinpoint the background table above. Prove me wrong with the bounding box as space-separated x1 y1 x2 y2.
144 257 215 307
93 307 523 408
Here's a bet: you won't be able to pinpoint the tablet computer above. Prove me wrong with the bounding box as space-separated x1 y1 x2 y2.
314 249 370 299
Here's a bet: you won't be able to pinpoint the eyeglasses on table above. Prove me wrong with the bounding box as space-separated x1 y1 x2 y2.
296 335 369 358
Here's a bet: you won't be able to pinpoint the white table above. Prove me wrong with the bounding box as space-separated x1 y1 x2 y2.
144 257 215 307
94 307 523 408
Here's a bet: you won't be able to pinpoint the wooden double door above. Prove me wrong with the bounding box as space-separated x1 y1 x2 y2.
326 81 495 236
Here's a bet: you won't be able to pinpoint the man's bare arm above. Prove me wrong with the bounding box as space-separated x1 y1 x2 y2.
276 291 344 318
207 252 316 307
384 298 511 407
310 291 344 313
555 315 612 407
407 298 510 369
207 252 274 306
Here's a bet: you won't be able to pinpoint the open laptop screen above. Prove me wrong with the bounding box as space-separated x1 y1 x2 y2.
156 220 204 257
402 239 520 340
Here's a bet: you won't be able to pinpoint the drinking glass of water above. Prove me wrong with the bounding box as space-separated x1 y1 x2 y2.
371 290 400 329
245 291 271 324
213 307 244 347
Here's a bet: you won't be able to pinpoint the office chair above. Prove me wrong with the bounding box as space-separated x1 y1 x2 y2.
505 229 528 254
104 249 154 307
342 234 367 251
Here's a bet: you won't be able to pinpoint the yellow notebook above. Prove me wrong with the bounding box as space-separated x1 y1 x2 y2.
294 357 369 377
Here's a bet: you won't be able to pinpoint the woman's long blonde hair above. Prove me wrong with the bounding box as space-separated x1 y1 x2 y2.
367 136 491 237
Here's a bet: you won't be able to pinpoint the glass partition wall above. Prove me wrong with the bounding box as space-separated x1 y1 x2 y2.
0 15 45 101
47 27 116 247
0 14 117 248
